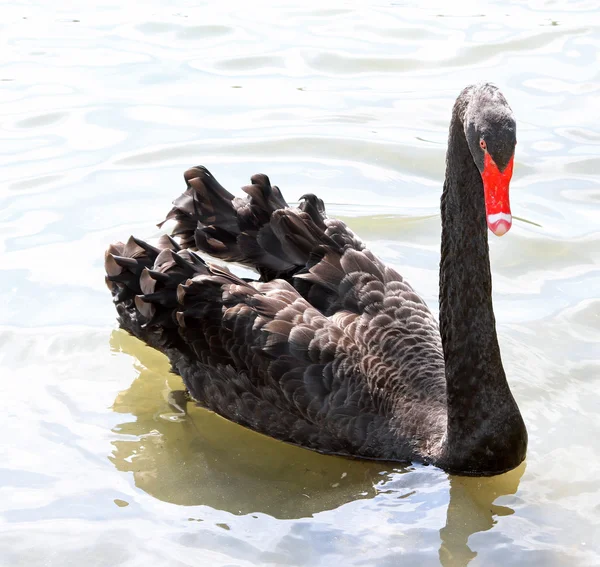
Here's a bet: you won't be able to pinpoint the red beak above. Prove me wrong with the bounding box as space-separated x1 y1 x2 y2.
482 152 514 236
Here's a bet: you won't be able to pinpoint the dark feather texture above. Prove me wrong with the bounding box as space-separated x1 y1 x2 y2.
106 83 527 476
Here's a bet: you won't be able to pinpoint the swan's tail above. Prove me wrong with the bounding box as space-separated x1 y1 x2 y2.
159 166 329 282
104 234 209 351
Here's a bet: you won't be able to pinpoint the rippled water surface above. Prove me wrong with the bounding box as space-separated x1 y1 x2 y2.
1 1 599 565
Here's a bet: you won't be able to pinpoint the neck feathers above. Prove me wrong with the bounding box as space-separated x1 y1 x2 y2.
438 91 526 474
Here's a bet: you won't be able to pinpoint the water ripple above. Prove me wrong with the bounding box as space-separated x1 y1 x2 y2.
0 1 599 566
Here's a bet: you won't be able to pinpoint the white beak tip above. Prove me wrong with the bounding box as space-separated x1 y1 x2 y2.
487 213 512 236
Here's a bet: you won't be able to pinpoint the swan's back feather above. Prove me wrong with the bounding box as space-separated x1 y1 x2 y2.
106 166 447 461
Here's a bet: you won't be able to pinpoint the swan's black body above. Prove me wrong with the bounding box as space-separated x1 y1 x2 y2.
106 84 527 476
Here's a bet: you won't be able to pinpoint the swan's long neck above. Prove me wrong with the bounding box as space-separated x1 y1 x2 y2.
438 95 526 474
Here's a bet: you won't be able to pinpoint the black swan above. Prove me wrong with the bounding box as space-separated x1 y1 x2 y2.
106 83 527 476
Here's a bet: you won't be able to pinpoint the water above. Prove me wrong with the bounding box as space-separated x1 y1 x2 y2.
1 1 599 565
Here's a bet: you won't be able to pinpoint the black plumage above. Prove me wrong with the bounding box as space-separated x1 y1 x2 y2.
106 83 527 476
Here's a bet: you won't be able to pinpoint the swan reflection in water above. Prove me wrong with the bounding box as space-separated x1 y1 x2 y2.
109 329 524 565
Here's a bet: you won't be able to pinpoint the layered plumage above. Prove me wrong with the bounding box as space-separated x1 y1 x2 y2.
106 84 528 475
107 166 447 462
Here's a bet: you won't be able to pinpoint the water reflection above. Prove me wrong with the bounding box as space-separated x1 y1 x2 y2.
440 465 525 566
109 329 524 565
109 329 398 519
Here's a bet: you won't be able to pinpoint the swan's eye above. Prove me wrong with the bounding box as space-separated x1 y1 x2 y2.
479 139 487 150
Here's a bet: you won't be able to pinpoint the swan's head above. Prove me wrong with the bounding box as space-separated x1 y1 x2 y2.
464 85 516 237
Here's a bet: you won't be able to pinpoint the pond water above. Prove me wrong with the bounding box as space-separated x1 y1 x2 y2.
1 1 599 565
